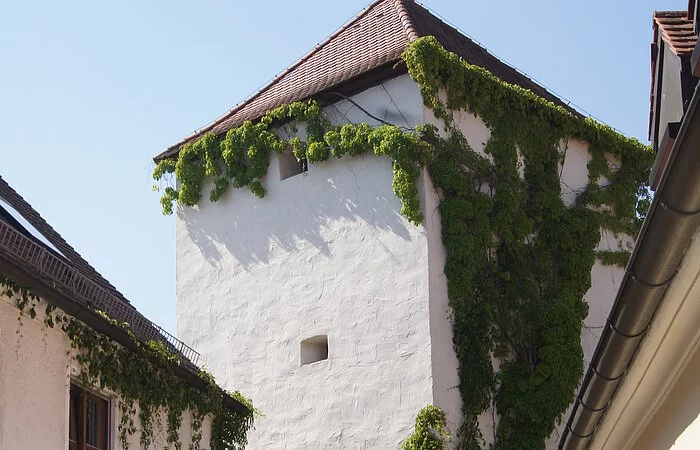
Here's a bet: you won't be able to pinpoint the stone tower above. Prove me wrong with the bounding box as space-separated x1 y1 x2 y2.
158 1 630 447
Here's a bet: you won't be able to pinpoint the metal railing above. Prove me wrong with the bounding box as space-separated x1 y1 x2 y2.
0 218 200 366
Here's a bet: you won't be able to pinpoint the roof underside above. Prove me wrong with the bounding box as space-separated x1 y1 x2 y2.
156 0 577 161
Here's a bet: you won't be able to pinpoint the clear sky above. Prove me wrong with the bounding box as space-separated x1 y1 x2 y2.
0 0 685 335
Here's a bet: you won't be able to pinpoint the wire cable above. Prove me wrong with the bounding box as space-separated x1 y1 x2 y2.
381 81 412 128
325 91 414 131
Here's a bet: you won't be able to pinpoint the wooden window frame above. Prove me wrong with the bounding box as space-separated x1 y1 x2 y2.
69 384 110 450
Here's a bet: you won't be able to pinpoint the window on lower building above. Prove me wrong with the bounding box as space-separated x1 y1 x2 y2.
69 384 109 450
300 335 328 365
279 149 308 180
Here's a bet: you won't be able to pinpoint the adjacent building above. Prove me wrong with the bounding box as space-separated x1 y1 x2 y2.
0 175 250 449
560 3 700 449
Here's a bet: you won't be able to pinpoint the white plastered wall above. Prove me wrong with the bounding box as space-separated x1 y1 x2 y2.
175 73 627 449
0 294 70 450
0 293 211 450
176 74 443 449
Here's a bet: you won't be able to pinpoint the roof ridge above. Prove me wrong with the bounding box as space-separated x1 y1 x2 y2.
393 0 419 42
170 0 391 151
653 10 688 18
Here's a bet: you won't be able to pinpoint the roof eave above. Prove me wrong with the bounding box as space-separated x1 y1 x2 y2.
154 0 397 163
0 249 249 415
153 58 408 163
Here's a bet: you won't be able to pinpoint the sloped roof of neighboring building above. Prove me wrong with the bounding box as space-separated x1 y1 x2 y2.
0 174 173 350
653 11 697 57
0 179 191 357
0 175 247 411
155 0 578 161
0 176 127 300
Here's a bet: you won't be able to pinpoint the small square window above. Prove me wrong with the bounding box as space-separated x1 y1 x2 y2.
280 150 308 180
300 335 328 365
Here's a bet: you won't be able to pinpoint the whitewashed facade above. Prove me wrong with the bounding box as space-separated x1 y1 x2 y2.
175 74 628 449
0 292 212 450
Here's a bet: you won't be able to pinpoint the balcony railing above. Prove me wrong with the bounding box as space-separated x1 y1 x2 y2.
0 218 200 366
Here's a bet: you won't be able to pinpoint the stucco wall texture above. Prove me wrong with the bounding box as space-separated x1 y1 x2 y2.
0 294 212 450
176 74 627 449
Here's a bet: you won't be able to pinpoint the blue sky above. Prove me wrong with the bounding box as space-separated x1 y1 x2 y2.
0 0 684 335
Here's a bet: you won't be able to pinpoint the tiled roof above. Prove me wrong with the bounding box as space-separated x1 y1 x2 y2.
654 11 697 57
0 175 198 364
155 0 577 161
0 175 127 302
404 1 569 110
0 175 248 411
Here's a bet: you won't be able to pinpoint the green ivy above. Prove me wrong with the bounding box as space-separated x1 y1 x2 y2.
595 250 632 267
403 36 652 449
154 102 429 225
153 37 653 449
402 405 449 450
0 274 254 450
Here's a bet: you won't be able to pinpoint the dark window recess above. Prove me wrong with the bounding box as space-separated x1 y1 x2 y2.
652 39 665 151
280 150 308 180
301 335 329 365
680 58 699 111
70 384 109 450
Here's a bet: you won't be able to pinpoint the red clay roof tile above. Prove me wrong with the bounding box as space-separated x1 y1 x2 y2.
654 11 698 57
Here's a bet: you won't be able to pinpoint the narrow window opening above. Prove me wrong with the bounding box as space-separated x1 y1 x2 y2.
300 335 328 365
70 384 109 450
280 149 308 180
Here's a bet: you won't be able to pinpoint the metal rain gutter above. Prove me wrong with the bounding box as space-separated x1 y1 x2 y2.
559 82 700 449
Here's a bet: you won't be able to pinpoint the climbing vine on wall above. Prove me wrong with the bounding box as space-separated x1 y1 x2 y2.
402 405 449 450
153 37 653 449
153 101 429 224
403 37 652 449
0 274 254 450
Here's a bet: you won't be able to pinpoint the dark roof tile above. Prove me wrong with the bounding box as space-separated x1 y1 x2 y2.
156 0 579 161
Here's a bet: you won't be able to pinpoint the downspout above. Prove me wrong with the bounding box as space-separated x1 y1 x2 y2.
559 81 700 449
